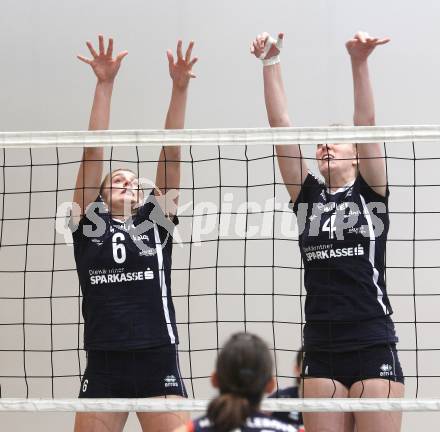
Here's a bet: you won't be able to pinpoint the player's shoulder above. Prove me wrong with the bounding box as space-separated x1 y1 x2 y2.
71 195 110 241
353 173 389 203
300 171 325 191
192 412 297 432
290 171 325 212
247 412 298 431
269 385 299 399
309 171 324 185
191 415 212 431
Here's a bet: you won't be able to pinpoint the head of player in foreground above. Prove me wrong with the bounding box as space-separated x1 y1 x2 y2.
206 332 275 432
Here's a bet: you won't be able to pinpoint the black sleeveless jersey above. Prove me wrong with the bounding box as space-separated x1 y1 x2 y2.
191 412 297 432
269 386 303 428
292 173 397 349
71 192 179 350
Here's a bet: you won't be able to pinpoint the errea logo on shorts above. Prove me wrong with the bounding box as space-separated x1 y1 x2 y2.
164 375 179 388
380 364 393 377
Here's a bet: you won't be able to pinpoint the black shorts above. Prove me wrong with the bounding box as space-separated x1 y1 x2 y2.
79 345 187 398
301 344 404 389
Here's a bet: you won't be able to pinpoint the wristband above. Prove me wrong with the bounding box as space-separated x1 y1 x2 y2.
259 34 283 66
262 55 280 66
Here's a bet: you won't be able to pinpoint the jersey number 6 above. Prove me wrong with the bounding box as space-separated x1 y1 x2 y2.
112 232 127 264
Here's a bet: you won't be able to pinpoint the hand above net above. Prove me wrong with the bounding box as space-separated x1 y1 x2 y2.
77 35 128 83
250 32 284 66
167 40 198 90
345 31 390 63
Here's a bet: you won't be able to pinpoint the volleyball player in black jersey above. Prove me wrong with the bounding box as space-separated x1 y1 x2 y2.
252 31 404 432
173 332 297 432
71 35 197 432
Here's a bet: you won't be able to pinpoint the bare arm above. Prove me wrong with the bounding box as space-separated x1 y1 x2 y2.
72 35 127 224
347 31 390 196
71 81 110 223
252 33 308 204
155 40 197 215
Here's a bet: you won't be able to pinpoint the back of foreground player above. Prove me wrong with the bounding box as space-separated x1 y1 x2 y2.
174 332 297 432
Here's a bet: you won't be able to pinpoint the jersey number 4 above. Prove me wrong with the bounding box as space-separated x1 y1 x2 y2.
112 232 126 264
322 214 337 239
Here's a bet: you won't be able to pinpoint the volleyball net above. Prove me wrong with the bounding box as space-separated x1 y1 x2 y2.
1 125 440 413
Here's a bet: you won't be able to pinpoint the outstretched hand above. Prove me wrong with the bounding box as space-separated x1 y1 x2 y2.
77 35 128 83
250 32 284 61
346 31 390 62
167 40 198 90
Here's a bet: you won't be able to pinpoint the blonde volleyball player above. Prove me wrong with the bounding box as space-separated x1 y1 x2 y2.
251 31 404 432
71 35 197 432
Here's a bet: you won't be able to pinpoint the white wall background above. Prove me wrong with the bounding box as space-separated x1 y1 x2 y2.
2 0 440 431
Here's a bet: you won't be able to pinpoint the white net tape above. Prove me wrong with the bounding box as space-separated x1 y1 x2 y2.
2 398 440 412
1 124 440 148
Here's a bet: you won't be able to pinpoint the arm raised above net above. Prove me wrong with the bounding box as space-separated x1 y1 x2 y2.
251 32 308 204
347 31 390 196
154 40 197 214
72 35 128 224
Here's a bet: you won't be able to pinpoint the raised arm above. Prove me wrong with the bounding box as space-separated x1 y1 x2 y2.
346 31 390 196
251 32 308 204
154 40 197 214
72 35 128 224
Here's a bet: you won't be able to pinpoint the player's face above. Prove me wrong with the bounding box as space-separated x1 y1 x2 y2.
102 170 143 209
316 143 357 180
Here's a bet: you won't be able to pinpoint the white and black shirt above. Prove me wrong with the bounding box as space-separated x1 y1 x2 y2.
292 173 397 350
191 412 297 432
71 192 179 351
